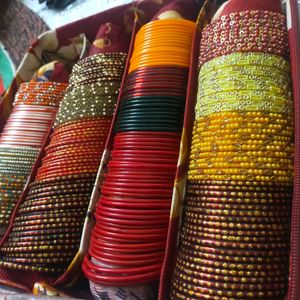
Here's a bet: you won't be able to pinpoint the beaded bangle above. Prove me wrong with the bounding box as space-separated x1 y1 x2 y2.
0 260 64 273
200 52 290 75
199 11 288 64
187 174 293 183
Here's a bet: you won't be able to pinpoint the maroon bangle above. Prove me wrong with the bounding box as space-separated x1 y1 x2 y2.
199 10 289 65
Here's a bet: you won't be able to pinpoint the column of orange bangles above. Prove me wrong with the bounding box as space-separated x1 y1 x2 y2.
0 53 127 273
82 19 195 298
169 6 293 300
0 81 66 236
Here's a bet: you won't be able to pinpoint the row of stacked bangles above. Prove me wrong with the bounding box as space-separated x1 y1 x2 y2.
0 0 298 299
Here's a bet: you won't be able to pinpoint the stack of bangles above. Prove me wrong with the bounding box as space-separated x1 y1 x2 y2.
82 18 195 298
170 4 293 300
0 52 127 273
0 81 66 235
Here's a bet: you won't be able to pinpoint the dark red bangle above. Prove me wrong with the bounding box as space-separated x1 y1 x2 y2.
199 10 289 64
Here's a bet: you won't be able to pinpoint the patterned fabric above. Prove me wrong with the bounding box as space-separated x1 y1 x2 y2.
30 61 70 83
88 23 130 56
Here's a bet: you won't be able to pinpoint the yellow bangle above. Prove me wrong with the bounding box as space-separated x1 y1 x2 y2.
200 65 290 83
189 150 292 158
194 111 292 122
191 133 291 142
200 52 290 76
189 156 291 165
200 81 290 95
189 160 291 170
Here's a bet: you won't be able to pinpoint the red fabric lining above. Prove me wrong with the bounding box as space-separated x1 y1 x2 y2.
88 23 130 56
157 22 202 300
287 0 300 299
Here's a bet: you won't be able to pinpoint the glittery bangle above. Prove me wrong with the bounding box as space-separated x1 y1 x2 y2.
201 52 290 74
183 222 289 238
195 110 292 120
11 221 84 233
186 197 291 208
0 260 64 273
187 178 293 189
200 11 289 65
183 214 291 228
18 200 89 214
200 78 290 94
172 269 286 298
179 240 289 258
183 218 289 232
187 188 287 204
3 237 80 249
2 256 70 265
200 64 290 83
8 227 82 239
176 264 285 290
189 151 293 162
195 97 292 117
171 276 285 299
181 228 288 245
184 205 290 218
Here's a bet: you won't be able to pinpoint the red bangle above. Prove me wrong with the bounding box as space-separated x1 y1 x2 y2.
88 249 163 268
92 227 166 244
84 254 162 275
82 256 161 285
90 237 166 253
95 219 168 235
98 196 171 209
89 244 165 261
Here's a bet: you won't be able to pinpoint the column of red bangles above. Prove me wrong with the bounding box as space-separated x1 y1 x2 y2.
82 18 195 289
35 118 112 180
